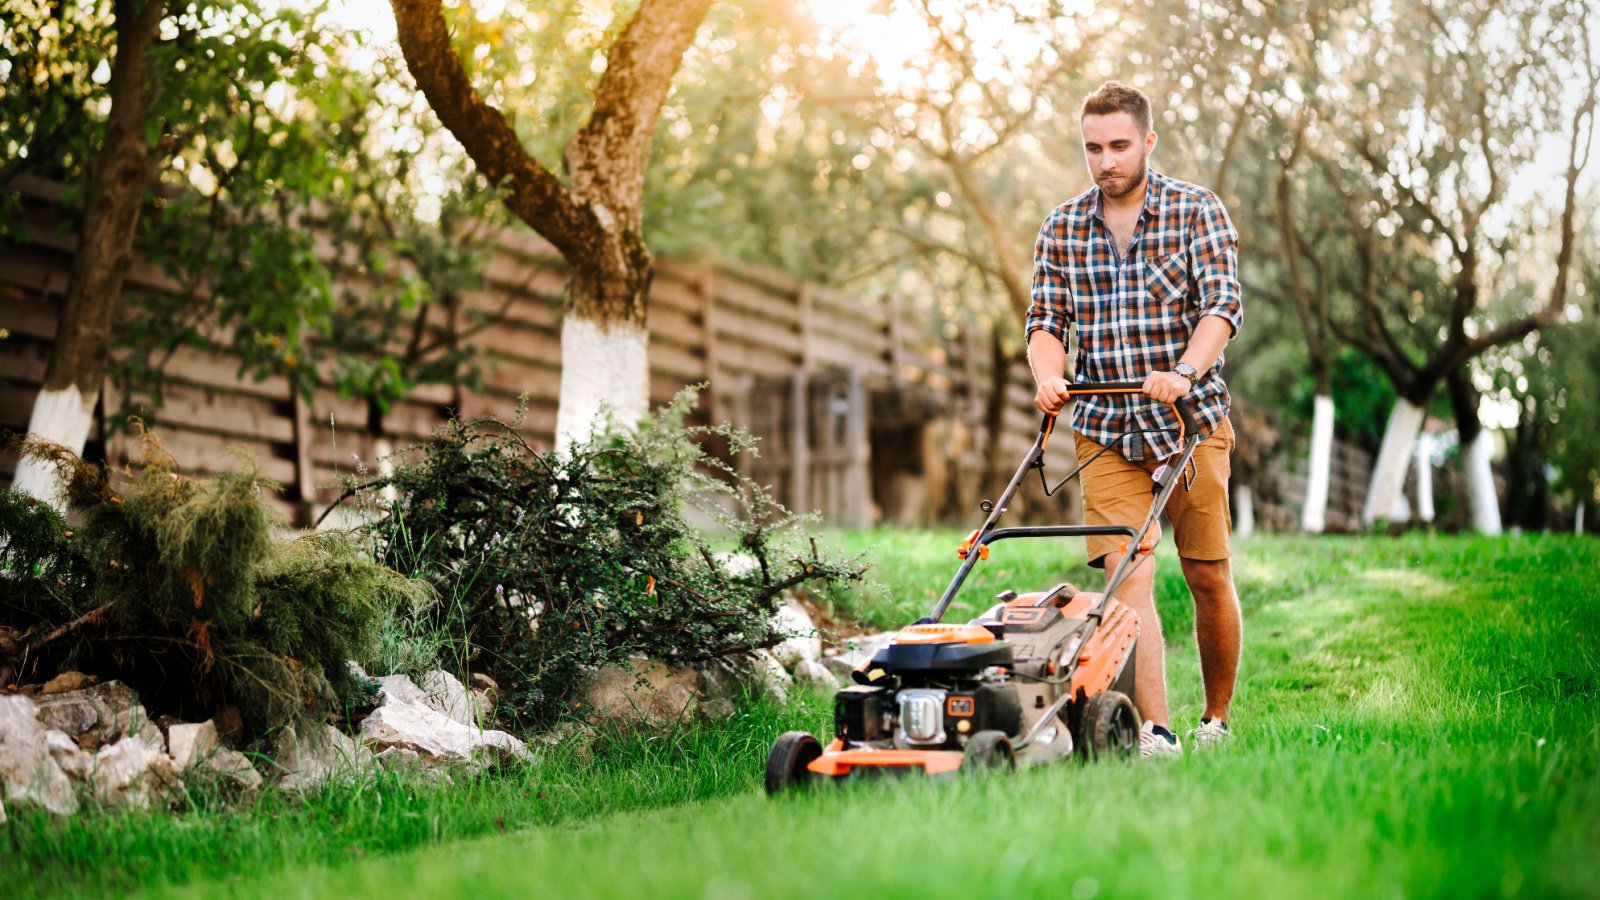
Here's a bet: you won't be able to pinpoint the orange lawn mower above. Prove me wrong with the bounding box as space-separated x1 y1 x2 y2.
765 383 1202 792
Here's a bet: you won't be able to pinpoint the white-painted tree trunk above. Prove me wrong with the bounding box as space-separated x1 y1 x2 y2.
1362 398 1426 525
1300 393 1335 533
554 316 650 455
1463 429 1502 535
12 385 99 512
1234 484 1255 538
1414 432 1435 523
1577 499 1586 535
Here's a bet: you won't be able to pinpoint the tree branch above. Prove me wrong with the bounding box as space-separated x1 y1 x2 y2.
389 0 593 257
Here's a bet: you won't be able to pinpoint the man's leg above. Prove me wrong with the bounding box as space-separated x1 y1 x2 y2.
1103 550 1167 728
1180 556 1241 722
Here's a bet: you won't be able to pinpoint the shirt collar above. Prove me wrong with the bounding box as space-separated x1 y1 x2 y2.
1091 168 1165 222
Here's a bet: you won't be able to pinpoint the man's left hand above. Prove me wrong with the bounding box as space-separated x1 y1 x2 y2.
1142 370 1192 404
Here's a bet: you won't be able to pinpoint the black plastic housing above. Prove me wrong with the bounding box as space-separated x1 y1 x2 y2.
869 641 1015 674
834 686 889 742
945 683 1023 738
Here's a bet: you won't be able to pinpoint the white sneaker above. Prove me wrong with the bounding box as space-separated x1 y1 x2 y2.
1139 720 1182 759
1188 718 1231 751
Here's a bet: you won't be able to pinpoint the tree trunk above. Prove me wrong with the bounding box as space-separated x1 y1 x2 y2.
13 0 165 509
1300 393 1335 533
1234 484 1255 538
1413 432 1435 524
1362 397 1426 526
1447 369 1502 535
978 330 1013 504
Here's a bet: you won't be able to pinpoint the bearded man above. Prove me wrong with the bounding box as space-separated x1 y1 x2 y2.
1026 81 1243 758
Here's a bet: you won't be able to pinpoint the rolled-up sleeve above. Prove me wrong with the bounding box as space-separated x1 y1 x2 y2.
1190 196 1242 335
1026 215 1073 343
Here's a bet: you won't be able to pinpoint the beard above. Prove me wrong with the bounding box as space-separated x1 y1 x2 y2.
1094 153 1149 200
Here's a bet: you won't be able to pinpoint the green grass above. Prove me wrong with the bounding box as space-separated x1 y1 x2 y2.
6 532 1599 899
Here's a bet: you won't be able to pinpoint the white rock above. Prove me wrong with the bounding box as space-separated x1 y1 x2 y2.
201 747 263 794
270 725 376 792
167 721 219 772
713 551 761 578
419 670 477 727
373 674 430 707
771 598 822 669
0 695 78 816
32 681 154 752
792 658 840 690
45 730 93 781
750 649 792 705
583 657 699 730
91 737 180 810
359 700 532 769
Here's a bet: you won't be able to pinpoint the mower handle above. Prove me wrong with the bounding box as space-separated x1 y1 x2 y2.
1040 380 1198 442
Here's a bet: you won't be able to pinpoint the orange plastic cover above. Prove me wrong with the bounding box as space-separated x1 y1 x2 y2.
894 623 997 645
807 748 965 777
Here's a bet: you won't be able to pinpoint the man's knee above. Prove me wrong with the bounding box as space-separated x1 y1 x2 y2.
1180 557 1234 602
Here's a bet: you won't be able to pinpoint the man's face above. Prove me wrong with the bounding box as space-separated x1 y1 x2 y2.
1080 111 1157 200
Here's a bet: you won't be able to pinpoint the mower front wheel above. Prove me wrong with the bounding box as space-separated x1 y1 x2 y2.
1079 690 1139 761
765 731 822 795
962 730 1016 774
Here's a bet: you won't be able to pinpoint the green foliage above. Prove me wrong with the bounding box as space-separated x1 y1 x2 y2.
0 430 432 741
353 389 864 728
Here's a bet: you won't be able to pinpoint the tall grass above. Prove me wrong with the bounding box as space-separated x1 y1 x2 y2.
5 533 1597 899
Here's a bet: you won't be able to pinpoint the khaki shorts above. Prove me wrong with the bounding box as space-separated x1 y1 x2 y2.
1073 417 1235 568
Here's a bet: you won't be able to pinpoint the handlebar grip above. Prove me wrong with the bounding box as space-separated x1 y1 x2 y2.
1054 381 1200 438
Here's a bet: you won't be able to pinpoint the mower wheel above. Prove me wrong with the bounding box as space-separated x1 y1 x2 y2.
1079 690 1139 761
765 731 822 795
961 730 1016 774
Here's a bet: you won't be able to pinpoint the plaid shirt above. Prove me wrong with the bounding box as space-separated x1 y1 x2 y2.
1027 169 1242 461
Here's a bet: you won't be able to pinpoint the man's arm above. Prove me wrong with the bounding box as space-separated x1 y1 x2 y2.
1142 316 1234 403
1029 329 1073 414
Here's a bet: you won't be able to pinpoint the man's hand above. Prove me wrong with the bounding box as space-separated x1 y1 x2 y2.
1142 370 1192 404
1033 375 1073 415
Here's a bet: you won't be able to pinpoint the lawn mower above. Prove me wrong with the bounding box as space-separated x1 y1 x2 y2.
765 383 1201 792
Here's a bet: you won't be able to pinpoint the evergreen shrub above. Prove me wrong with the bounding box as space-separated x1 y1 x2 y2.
353 390 864 728
0 429 433 742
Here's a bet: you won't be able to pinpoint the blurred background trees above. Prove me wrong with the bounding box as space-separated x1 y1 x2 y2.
3 0 1596 532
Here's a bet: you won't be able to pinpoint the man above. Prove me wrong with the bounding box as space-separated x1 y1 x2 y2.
1026 81 1243 758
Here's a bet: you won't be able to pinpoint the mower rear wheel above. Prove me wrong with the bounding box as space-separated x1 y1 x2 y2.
1079 690 1139 761
765 731 822 795
962 730 1016 774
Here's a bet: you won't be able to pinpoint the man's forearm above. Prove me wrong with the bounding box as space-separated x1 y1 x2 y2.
1027 329 1068 385
1179 315 1234 374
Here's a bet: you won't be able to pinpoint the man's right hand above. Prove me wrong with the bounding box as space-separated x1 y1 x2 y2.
1034 376 1072 415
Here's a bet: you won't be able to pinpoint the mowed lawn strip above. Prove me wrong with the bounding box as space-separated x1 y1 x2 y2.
8 534 1598 899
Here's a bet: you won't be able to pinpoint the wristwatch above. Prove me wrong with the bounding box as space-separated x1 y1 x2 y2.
1173 363 1200 387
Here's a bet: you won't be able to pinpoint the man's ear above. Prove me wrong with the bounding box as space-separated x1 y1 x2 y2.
1146 129 1158 155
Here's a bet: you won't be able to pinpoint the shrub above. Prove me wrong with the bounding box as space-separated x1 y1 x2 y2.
0 429 433 742
349 390 864 728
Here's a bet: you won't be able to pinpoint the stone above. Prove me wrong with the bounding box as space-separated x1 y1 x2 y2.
419 670 478 727
269 725 376 792
373 674 430 707
90 737 181 810
41 671 97 695
529 721 596 759
45 730 93 780
827 632 897 677
749 649 792 704
583 657 698 730
359 701 532 769
0 695 78 816
32 681 153 752
792 658 840 690
0 795 7 825
167 721 219 772
770 598 822 669
700 698 736 721
200 747 263 794
470 672 500 694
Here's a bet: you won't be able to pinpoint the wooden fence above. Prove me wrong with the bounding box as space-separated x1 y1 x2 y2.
1 176 1042 526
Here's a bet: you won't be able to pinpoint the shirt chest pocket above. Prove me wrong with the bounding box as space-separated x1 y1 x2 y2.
1146 251 1191 306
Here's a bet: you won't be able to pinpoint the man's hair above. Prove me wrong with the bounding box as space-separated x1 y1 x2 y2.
1080 81 1153 133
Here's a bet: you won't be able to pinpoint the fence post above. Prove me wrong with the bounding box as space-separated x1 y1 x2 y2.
789 370 810 515
697 258 720 424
